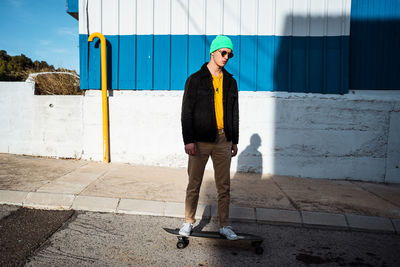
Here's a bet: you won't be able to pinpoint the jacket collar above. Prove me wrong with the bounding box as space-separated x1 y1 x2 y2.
199 62 233 78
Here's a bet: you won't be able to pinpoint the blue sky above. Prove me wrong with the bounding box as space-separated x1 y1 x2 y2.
0 0 79 72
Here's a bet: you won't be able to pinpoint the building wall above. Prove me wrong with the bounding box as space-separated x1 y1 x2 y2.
78 0 351 93
1 81 399 183
0 82 83 158
350 0 400 90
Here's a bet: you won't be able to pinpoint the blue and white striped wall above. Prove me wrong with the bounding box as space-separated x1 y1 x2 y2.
78 0 351 93
350 0 400 90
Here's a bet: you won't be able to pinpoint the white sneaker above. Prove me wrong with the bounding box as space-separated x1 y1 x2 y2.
179 222 193 237
219 226 238 240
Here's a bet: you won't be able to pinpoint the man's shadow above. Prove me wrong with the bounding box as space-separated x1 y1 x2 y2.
192 207 211 232
230 134 265 207
236 134 263 174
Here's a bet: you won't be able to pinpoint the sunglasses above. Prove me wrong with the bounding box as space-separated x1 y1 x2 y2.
217 50 234 59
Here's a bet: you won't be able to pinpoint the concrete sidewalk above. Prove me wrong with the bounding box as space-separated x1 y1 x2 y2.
1 153 400 234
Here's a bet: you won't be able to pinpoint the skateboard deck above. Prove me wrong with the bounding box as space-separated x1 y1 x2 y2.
163 228 264 254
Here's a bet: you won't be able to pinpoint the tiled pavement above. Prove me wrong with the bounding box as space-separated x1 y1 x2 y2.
1 153 399 234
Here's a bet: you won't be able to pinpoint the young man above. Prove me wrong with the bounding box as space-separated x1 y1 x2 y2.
180 35 239 240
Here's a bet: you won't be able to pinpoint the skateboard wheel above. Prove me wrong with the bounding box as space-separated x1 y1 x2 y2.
255 246 264 255
177 240 186 249
176 238 189 249
251 241 262 247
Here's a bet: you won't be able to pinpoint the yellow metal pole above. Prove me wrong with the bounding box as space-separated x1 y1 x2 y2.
88 32 110 163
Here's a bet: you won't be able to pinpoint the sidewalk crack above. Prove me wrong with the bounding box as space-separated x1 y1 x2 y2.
76 166 112 196
270 177 300 211
35 162 89 192
350 181 400 210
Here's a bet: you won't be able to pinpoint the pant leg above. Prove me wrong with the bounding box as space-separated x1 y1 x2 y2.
185 141 213 223
211 133 232 227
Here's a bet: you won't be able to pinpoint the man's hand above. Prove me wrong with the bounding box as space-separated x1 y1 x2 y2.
231 144 238 157
185 143 196 155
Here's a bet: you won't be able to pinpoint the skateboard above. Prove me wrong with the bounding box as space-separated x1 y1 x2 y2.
163 228 264 254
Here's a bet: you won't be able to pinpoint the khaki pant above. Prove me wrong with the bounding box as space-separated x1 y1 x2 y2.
185 133 232 226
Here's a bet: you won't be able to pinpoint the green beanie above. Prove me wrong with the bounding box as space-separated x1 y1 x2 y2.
210 35 233 54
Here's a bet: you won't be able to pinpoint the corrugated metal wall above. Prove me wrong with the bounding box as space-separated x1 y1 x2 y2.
66 0 79 19
350 0 400 90
79 0 351 93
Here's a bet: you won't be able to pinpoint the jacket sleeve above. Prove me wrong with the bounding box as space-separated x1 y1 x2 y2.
232 79 239 145
181 76 196 145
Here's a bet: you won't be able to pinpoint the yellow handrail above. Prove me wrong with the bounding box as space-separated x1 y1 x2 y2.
88 32 110 163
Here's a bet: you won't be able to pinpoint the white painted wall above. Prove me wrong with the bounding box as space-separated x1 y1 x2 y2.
79 0 351 36
1 82 399 183
0 82 83 159
0 82 35 155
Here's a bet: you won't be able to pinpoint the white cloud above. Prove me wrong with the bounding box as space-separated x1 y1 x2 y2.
39 40 52 46
51 48 71 54
8 0 23 8
57 27 76 37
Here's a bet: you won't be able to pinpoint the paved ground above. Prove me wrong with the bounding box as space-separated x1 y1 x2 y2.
1 205 399 266
1 153 400 233
0 205 73 266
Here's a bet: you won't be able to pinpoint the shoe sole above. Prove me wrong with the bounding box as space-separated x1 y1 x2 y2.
179 231 190 237
220 233 238 240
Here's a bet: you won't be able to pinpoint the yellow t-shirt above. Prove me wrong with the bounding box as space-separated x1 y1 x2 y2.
212 73 224 130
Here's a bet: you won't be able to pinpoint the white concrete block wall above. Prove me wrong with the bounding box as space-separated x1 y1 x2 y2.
0 82 83 159
271 96 391 182
387 111 400 183
82 90 400 183
1 82 399 183
233 92 399 182
0 82 35 154
82 91 186 167
31 96 83 158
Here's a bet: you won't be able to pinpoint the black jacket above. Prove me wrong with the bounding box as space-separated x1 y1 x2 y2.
181 63 239 145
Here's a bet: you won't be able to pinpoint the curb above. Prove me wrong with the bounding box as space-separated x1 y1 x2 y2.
0 189 398 234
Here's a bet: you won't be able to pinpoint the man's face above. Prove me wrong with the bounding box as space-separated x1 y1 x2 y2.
211 48 233 68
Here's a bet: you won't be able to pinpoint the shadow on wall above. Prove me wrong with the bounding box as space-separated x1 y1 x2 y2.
236 134 263 174
270 15 349 180
272 16 349 94
272 15 399 181
229 16 400 93
349 19 400 90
